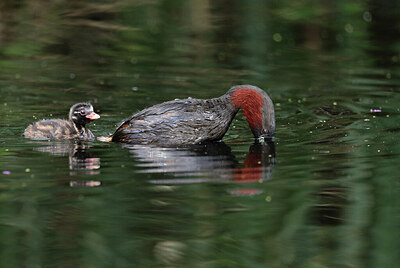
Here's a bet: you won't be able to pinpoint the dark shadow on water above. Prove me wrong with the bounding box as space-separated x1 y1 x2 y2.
122 141 276 188
32 141 101 186
311 185 348 226
30 140 276 193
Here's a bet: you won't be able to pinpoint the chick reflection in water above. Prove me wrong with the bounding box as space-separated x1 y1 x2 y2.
122 142 275 193
34 142 101 186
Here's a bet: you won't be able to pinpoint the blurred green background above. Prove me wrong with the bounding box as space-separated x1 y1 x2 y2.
0 0 399 267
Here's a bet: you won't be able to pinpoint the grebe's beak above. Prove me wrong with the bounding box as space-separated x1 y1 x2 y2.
257 134 274 144
86 112 100 120
252 128 274 143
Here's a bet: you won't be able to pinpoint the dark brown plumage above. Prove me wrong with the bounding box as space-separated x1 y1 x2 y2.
24 103 100 141
110 85 275 145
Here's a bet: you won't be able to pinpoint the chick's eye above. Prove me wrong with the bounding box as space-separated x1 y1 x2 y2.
80 110 87 115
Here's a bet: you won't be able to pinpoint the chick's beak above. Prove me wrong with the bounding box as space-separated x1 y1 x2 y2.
86 112 100 120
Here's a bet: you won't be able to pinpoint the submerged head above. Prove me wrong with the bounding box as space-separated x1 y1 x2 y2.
229 85 275 141
69 103 100 126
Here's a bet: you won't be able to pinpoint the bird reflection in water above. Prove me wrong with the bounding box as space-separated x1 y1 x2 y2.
122 141 276 196
33 141 101 187
230 142 275 196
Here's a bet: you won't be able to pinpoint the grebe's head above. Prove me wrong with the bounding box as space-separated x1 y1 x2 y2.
229 85 275 142
69 103 100 126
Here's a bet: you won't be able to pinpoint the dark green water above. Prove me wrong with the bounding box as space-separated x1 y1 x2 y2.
1 1 399 267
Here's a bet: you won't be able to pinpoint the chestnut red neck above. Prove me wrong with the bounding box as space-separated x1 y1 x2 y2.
230 87 264 130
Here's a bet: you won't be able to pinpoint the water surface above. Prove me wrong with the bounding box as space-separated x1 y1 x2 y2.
1 1 399 267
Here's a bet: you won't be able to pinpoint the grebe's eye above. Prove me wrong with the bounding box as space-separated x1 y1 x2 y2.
80 110 87 115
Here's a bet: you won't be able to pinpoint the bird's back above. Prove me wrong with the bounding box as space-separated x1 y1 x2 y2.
112 96 237 145
24 119 77 140
24 119 94 141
